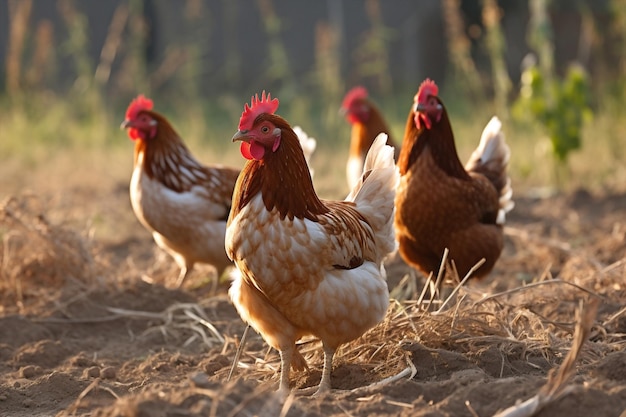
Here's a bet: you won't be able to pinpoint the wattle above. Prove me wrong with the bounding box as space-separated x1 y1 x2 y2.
347 113 360 124
415 113 431 130
129 128 142 140
348 111 368 124
240 141 266 160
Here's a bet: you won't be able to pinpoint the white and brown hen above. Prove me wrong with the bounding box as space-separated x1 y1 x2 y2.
121 95 240 288
121 95 317 288
225 92 398 395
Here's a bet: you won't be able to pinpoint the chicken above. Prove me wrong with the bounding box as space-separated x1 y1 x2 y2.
394 79 513 282
120 95 240 287
226 92 398 395
340 86 400 189
121 95 318 289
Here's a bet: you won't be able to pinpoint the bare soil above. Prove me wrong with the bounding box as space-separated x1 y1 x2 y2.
2 174 626 416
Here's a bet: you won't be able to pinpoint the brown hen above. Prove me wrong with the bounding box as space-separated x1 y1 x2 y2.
340 86 400 189
394 79 513 282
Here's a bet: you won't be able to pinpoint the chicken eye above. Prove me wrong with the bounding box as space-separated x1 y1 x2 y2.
261 126 270 134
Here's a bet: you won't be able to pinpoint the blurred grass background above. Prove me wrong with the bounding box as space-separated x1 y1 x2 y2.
1 0 626 199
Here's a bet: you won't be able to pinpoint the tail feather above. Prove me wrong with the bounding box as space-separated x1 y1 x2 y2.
496 178 514 224
293 126 317 178
465 116 514 224
347 134 399 259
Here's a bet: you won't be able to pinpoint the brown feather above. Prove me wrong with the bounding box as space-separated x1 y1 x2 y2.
226 110 397 395
230 114 329 222
349 100 400 161
129 108 240 284
397 100 470 181
395 97 504 280
136 111 239 209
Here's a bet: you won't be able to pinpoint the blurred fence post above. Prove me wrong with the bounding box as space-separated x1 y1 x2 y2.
482 0 512 117
95 4 129 89
6 0 32 96
256 0 295 96
127 0 149 93
353 0 392 95
441 0 483 99
221 0 241 90
612 0 626 81
528 0 555 106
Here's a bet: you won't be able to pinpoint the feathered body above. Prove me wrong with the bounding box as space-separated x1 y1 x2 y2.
341 86 400 189
122 96 318 288
226 92 398 395
122 96 239 287
395 79 513 280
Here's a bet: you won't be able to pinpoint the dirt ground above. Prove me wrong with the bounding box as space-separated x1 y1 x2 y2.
2 173 626 416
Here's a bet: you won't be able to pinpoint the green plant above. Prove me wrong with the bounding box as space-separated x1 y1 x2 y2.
514 62 592 163
512 0 593 185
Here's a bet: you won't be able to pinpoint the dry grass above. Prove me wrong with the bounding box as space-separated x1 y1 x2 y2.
227 252 625 393
0 194 102 314
493 298 600 417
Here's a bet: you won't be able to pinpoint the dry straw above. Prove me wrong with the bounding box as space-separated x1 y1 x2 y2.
226 247 618 399
1 194 100 312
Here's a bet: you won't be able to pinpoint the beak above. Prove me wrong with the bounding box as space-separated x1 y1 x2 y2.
120 119 131 130
414 103 442 112
338 107 347 117
232 130 249 142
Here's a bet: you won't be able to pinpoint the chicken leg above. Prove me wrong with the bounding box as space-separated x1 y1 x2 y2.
174 265 190 288
279 347 294 396
313 345 336 396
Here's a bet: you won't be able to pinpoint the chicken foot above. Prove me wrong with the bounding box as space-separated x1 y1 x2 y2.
277 344 335 397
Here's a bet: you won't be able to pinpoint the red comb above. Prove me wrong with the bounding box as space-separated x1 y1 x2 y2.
342 86 368 108
416 78 439 104
126 94 154 120
238 91 279 131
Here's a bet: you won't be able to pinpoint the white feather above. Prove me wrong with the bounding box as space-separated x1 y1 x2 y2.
347 134 400 259
293 125 317 178
131 160 231 274
475 116 507 164
346 154 365 190
465 116 514 225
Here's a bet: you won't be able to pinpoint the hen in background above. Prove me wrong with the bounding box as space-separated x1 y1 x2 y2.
121 95 238 288
226 92 398 395
340 86 400 189
121 95 317 288
394 79 513 283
